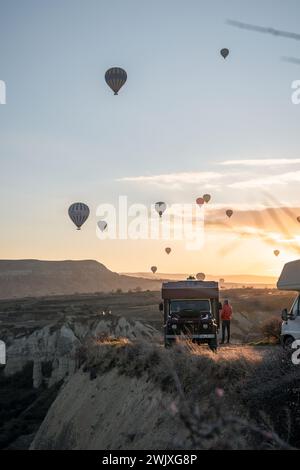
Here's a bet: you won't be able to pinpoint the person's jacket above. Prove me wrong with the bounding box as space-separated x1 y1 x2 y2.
220 304 232 321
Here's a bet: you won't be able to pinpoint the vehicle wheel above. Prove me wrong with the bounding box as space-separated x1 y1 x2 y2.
283 336 294 349
208 337 218 352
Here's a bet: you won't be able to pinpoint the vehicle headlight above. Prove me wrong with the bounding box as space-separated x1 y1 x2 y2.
203 324 208 329
171 324 177 330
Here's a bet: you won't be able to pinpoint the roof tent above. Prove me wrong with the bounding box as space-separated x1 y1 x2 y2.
277 260 300 291
162 280 219 300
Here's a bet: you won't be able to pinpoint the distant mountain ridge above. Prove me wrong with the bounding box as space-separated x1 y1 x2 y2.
0 260 161 299
122 272 277 285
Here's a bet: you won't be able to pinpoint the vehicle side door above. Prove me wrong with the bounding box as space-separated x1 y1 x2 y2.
288 295 300 340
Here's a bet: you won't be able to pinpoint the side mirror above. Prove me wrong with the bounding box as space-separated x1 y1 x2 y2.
159 302 164 312
281 308 288 321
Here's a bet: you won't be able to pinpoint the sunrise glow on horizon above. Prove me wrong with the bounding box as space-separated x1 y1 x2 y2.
1 0 300 277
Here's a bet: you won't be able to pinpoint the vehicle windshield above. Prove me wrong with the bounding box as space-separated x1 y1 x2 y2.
289 295 300 317
170 300 211 318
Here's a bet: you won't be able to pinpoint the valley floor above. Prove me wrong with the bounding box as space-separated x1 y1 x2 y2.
0 288 297 450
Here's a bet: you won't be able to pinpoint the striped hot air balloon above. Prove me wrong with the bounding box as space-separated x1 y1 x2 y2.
196 272 205 281
68 203 90 230
105 67 127 95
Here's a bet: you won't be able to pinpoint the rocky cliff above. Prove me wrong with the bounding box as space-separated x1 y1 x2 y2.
30 367 179 450
4 314 159 388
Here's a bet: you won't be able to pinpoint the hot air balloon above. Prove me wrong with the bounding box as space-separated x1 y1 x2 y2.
203 194 211 203
226 210 233 218
219 278 225 284
220 48 229 59
297 216 300 223
165 247 171 255
97 220 108 232
196 197 205 206
155 202 167 218
68 203 90 230
105 67 127 95
274 250 280 257
151 266 157 274
196 272 205 281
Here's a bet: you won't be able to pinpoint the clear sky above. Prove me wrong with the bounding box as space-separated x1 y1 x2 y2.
1 0 300 276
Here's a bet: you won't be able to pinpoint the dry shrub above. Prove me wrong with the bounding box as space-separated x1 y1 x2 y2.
261 317 282 342
84 338 258 396
82 337 300 449
238 347 300 446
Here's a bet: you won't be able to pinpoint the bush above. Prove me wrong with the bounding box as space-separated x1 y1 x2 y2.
83 338 300 449
261 317 282 342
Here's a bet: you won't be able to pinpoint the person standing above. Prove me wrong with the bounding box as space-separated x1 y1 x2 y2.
220 299 232 344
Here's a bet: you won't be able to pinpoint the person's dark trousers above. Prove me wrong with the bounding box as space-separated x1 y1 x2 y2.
221 320 231 343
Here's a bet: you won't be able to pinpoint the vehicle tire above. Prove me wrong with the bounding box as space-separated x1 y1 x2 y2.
283 336 295 350
208 337 218 352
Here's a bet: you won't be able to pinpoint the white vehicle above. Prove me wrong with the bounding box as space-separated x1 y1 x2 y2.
0 340 5 369
277 260 300 347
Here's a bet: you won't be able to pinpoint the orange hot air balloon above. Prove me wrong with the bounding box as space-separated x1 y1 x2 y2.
297 216 300 223
196 272 205 281
203 194 211 203
151 266 157 274
274 250 280 257
226 209 233 218
165 247 171 255
196 197 205 206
